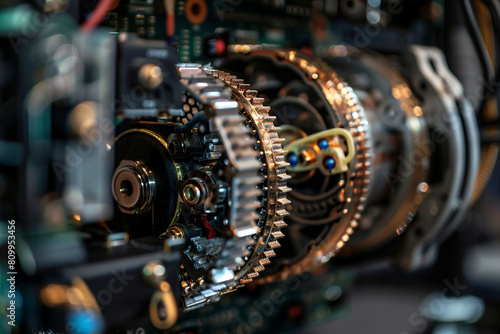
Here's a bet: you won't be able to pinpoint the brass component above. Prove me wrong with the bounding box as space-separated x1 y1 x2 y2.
39 284 68 307
40 277 101 313
181 280 190 295
138 63 164 90
182 183 202 206
164 225 185 239
149 284 178 329
284 128 356 175
301 148 317 163
220 288 237 295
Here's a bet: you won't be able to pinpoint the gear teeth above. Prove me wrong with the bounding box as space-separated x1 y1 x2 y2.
253 265 265 272
264 250 276 258
268 241 281 249
271 137 286 143
264 122 281 132
230 78 244 86
256 106 271 114
237 83 251 92
278 173 292 181
278 186 292 193
276 209 290 217
273 220 288 229
277 198 292 206
178 67 266 307
251 97 265 105
245 90 258 98
276 160 290 167
206 69 289 292
247 272 259 279
271 231 285 239
261 115 276 122
273 148 287 155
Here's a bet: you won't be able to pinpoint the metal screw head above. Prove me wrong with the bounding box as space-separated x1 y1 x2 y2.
112 160 156 214
182 184 201 206
139 64 164 90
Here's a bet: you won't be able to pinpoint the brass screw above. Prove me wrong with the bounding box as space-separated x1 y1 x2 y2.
164 225 185 239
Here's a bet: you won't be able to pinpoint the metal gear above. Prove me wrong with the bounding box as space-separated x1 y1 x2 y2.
213 71 291 286
224 46 374 281
175 66 288 309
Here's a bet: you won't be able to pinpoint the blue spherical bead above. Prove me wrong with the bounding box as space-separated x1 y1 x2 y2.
318 139 329 151
286 153 298 167
323 156 336 173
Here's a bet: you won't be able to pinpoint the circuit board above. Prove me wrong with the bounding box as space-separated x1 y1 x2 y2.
106 0 316 62
104 0 442 63
172 267 354 334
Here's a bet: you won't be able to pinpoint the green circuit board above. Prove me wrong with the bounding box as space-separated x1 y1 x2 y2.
104 0 444 64
105 0 332 62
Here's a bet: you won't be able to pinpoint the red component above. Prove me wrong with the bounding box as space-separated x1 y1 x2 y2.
166 14 175 38
81 0 115 32
215 39 226 55
201 214 215 239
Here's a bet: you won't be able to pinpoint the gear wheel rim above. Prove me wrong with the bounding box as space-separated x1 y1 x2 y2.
225 46 374 281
